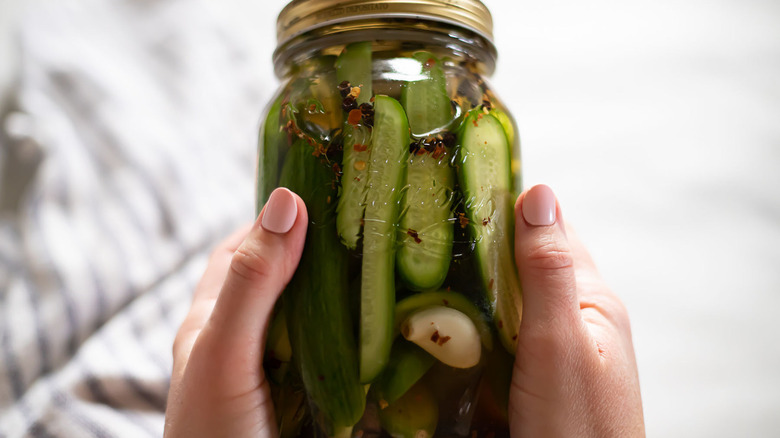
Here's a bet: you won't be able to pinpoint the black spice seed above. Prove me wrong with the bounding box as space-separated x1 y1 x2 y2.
423 137 435 153
441 132 456 147
342 96 358 112
359 103 374 126
338 80 351 98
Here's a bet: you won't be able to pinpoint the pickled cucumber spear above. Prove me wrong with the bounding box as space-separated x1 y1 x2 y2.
456 109 523 354
397 52 456 291
336 42 373 248
359 95 409 382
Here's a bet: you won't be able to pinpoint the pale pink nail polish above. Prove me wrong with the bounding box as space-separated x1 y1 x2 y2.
522 184 556 226
261 188 298 234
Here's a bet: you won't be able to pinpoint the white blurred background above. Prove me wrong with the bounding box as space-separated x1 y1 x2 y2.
1 0 778 436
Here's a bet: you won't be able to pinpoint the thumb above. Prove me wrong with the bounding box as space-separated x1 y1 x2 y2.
193 187 308 393
514 185 580 332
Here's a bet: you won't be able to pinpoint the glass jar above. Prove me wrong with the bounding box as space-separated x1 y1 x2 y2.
257 1 522 437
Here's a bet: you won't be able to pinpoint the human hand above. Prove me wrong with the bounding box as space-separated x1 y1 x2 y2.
164 183 643 437
164 188 307 438
509 184 645 437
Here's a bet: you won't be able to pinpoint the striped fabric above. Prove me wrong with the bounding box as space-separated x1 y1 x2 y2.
0 0 275 436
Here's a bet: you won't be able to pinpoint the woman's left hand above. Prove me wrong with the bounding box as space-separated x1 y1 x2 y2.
164 188 307 438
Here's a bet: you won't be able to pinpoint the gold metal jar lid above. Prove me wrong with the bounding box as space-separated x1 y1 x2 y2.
276 0 494 48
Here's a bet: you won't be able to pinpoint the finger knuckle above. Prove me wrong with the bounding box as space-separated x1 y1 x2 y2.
229 244 274 284
523 236 575 272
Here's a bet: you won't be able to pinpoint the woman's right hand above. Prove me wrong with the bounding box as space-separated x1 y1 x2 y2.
509 185 645 437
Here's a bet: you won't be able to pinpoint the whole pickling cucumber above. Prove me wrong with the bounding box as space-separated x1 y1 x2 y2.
279 139 365 432
456 109 524 354
360 95 409 383
397 52 455 291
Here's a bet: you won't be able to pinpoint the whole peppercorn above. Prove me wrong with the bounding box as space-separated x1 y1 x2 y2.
342 96 358 112
359 102 373 114
337 80 351 98
359 102 374 127
422 137 435 153
441 132 457 148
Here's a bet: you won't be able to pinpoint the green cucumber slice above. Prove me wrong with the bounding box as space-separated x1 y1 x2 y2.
402 52 452 136
371 340 436 407
360 95 409 383
397 52 455 291
335 42 373 105
335 42 373 248
457 109 523 354
336 123 371 249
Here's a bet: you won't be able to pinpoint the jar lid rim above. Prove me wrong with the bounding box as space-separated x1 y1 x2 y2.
276 0 494 49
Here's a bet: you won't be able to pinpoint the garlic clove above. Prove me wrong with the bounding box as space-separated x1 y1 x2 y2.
401 306 481 369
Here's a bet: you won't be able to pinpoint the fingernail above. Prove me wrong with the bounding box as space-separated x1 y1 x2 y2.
261 188 298 234
522 184 557 226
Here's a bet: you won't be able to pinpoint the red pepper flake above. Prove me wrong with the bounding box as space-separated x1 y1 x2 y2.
353 143 368 152
424 58 436 69
432 145 446 159
407 229 422 243
442 299 449 306
472 112 484 127
312 143 327 157
347 108 363 126
482 217 491 226
308 103 317 112
437 335 452 346
430 330 440 343
497 319 503 329
318 375 325 381
489 278 495 290
458 213 469 229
